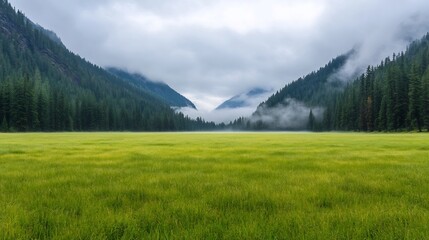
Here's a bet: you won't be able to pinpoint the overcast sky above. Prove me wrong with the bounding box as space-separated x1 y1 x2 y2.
8 0 429 120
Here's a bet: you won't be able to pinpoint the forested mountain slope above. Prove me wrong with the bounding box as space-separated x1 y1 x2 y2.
228 52 352 130
232 34 429 132
261 52 351 109
326 34 429 132
106 68 196 109
0 0 214 132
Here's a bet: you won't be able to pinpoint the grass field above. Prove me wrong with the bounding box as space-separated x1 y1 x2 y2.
0 133 429 239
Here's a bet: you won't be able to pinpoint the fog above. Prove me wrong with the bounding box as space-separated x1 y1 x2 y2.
251 99 324 129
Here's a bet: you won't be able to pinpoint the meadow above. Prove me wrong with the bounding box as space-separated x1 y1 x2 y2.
0 133 429 239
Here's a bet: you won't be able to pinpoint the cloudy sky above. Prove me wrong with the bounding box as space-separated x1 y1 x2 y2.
8 0 429 121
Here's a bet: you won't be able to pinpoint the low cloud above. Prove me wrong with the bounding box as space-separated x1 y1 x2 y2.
250 99 324 130
179 107 256 124
179 88 274 123
326 0 429 82
179 98 324 129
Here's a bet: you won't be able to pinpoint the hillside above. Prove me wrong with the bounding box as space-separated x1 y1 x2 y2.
260 52 351 109
326 35 429 132
106 68 196 109
229 52 352 130
233 34 429 132
0 0 214 132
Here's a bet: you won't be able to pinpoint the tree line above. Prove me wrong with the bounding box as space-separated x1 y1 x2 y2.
0 70 217 132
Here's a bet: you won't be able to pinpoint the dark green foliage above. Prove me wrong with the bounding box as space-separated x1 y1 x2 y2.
231 34 429 132
329 35 429 132
229 51 352 131
0 1 215 132
106 68 196 109
0 116 7 131
422 69 429 131
407 63 422 131
262 52 351 108
308 110 315 131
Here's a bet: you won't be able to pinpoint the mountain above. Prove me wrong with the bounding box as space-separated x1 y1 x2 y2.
260 51 353 109
215 88 272 110
0 0 215 132
231 35 429 132
229 52 352 130
106 68 196 109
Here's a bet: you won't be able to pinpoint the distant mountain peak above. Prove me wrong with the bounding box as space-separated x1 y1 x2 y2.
216 88 273 110
247 88 270 96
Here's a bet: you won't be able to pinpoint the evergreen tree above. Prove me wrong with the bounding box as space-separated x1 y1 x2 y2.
407 63 422 131
395 55 409 129
308 110 315 131
0 116 8 132
13 78 28 131
422 69 429 131
377 97 387 131
323 106 332 131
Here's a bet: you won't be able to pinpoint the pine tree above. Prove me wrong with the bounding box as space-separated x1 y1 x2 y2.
363 67 375 131
366 96 374 131
0 86 3 122
1 80 12 128
308 110 315 131
386 66 398 131
377 97 387 131
13 78 28 131
323 106 332 131
422 69 429 131
31 69 42 131
358 75 367 131
395 56 408 129
36 91 47 131
0 116 8 132
407 63 422 131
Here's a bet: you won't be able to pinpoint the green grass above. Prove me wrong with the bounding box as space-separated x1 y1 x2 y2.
0 133 429 239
